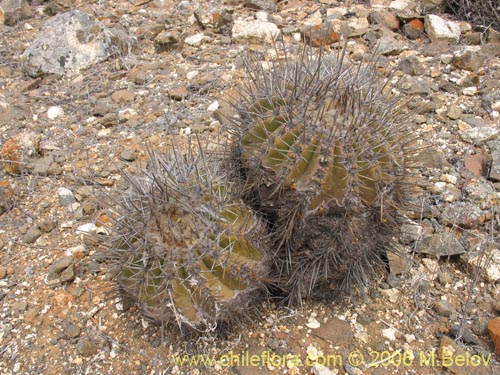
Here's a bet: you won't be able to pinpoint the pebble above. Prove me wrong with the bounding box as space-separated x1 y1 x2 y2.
464 154 488 176
58 187 76 206
22 226 42 244
450 325 479 345
425 14 461 42
47 106 64 120
434 300 452 317
231 19 281 44
416 232 465 256
459 126 499 145
119 150 136 162
441 202 486 228
61 321 82 339
76 337 98 357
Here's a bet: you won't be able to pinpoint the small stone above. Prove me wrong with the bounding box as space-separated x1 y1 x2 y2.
32 155 55 176
434 299 453 317
403 18 424 39
425 14 461 42
155 31 182 52
168 85 188 101
0 265 6 279
374 35 406 56
47 106 64 120
38 218 57 233
22 10 117 77
459 126 499 145
111 89 135 105
127 67 146 85
232 19 281 44
119 150 136 162
382 327 398 341
22 226 42 244
51 255 73 273
312 364 335 375
76 337 98 357
446 104 462 120
437 336 469 374
0 0 33 26
387 250 410 275
415 232 465 256
61 321 81 339
58 187 76 206
441 202 486 228
488 318 500 356
244 0 277 12
186 70 199 80
398 55 425 76
311 318 354 345
368 10 400 31
450 325 479 345
466 245 500 282
184 33 208 47
12 301 28 312
59 265 75 283
452 48 485 72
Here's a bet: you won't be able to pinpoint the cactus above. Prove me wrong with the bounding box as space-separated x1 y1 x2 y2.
98 140 271 334
229 45 419 305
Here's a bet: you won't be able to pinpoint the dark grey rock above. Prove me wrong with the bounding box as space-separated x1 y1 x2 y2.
450 325 479 345
441 202 486 228
22 10 115 77
415 232 465 256
398 55 425 76
373 35 406 56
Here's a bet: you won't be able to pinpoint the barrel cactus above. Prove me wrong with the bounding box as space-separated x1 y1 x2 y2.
99 141 271 334
229 46 418 305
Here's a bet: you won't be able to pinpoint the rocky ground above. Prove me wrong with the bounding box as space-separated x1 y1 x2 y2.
0 0 500 374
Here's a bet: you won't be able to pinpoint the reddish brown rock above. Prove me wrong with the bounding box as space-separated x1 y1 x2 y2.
403 19 424 40
464 154 488 177
301 26 339 47
489 318 500 356
368 10 400 31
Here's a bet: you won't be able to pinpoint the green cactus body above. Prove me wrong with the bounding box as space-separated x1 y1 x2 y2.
105 146 271 333
231 46 417 304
